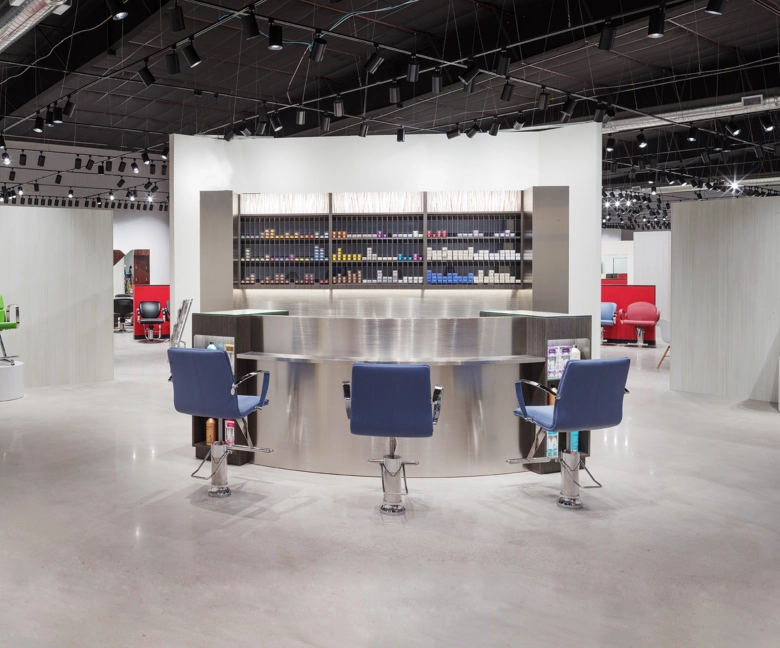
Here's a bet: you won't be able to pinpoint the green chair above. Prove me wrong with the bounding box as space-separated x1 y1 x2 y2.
0 295 20 366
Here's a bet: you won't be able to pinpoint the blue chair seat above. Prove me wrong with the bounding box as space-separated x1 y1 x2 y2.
237 395 264 417
600 318 614 326
514 405 554 429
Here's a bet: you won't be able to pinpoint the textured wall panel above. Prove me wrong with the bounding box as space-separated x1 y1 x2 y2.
240 193 329 214
331 191 423 213
427 190 522 213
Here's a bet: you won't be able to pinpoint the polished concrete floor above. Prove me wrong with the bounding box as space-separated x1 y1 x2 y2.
2 336 780 647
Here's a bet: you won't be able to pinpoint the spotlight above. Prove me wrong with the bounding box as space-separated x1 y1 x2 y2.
333 96 345 118
55 174 62 184
293 108 306 126
599 20 617 51
168 0 185 30
38 153 46 166
462 79 475 94
131 161 139 173
45 105 54 127
458 62 480 85
117 177 125 188
513 113 525 130
431 68 443 94
85 157 94 170
53 104 63 124
705 0 727 14
8 170 14 181
310 32 327 63
759 113 774 132
713 135 724 151
725 117 741 136
240 121 252 136
364 48 384 74
138 62 155 87
68 188 73 198
636 130 647 148
593 103 606 122
182 38 201 67
106 0 128 20
141 151 150 165
241 10 260 39
648 6 665 38
19 151 26 165
2 152 10 165
162 164 167 176
147 193 153 202
268 20 283 50
0 134 5 149
358 120 369 138
144 180 152 190
118 159 126 172
97 198 102 207
320 112 332 133
34 182 39 192
489 118 500 137
605 137 616 152
603 105 616 123
501 80 515 102
755 146 765 159
161 144 169 160
466 121 479 138
167 48 181 75
446 124 461 139
695 191 703 201
151 185 158 194
537 87 550 112
397 127 405 143
269 112 283 132
224 128 235 142
560 95 576 122
495 49 510 76
33 112 44 133
686 125 699 141
389 82 401 104
106 160 113 172
63 96 75 117
406 55 420 83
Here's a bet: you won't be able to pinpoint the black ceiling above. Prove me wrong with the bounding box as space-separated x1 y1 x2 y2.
1 0 779 210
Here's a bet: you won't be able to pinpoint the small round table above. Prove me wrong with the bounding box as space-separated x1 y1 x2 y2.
0 360 24 401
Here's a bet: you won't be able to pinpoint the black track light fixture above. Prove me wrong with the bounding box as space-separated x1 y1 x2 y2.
168 0 185 31
389 82 401 104
33 182 39 192
500 79 514 102
118 159 126 172
0 133 5 150
238 122 250 136
33 112 44 133
182 38 201 67
495 49 510 76
605 137 616 152
593 103 606 122
311 32 327 63
106 0 128 21
759 113 774 132
458 61 480 85
45 105 54 127
63 96 75 118
333 95 345 118
462 79 475 94
489 118 500 137
397 127 405 143
705 0 727 14
19 151 26 165
167 47 181 75
131 160 139 173
139 60 155 87
295 108 306 126
467 121 480 138
446 124 461 139
431 68 442 94
713 135 724 151
161 164 167 176
358 120 369 138
599 20 617 51
603 106 616 124
15 185 22 195
269 112 283 132
686 125 699 142
37 153 46 167
648 5 665 38
537 87 550 112
224 128 235 142
320 112 332 133
85 157 94 171
406 55 420 82
241 10 260 39
55 174 62 184
98 164 105 175
117 178 125 188
8 170 14 181
53 104 63 124
109 191 115 201
637 130 648 148
725 117 741 136
142 151 150 165
513 113 525 130
144 180 152 190
268 19 283 50
560 95 576 122
364 47 384 74
161 145 169 160
68 188 73 198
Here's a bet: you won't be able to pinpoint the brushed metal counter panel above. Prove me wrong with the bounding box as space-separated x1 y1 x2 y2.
238 351 544 365
251 359 527 477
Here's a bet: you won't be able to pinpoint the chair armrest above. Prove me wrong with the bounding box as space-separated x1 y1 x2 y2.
231 371 271 408
432 385 443 425
618 309 626 323
518 378 559 400
342 381 351 420
612 313 617 325
5 304 19 326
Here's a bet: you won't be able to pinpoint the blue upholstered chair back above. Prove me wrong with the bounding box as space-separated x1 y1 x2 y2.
551 358 630 432
168 348 241 420
600 302 617 325
350 364 434 438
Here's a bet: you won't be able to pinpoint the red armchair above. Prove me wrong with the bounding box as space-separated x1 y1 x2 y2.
619 301 660 346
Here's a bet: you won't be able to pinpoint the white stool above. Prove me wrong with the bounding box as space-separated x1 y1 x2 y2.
0 360 24 401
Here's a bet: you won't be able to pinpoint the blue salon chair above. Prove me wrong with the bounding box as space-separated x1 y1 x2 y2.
168 347 273 497
508 357 630 509
342 363 443 515
600 301 617 341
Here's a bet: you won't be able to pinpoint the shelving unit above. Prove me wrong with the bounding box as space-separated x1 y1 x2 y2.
236 192 532 289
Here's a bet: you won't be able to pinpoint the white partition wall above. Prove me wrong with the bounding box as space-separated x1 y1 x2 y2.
113 208 170 284
635 231 671 321
170 123 602 341
672 199 780 401
0 207 113 387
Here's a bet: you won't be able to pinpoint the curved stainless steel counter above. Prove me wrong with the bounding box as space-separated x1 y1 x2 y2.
237 314 547 477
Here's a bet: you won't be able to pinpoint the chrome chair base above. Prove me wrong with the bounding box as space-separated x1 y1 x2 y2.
380 502 406 515
369 438 418 515
557 496 583 509
208 485 231 498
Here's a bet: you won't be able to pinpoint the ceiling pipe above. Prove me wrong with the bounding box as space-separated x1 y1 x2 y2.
0 0 71 54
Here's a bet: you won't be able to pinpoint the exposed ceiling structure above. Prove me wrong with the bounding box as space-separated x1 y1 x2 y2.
0 0 778 219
